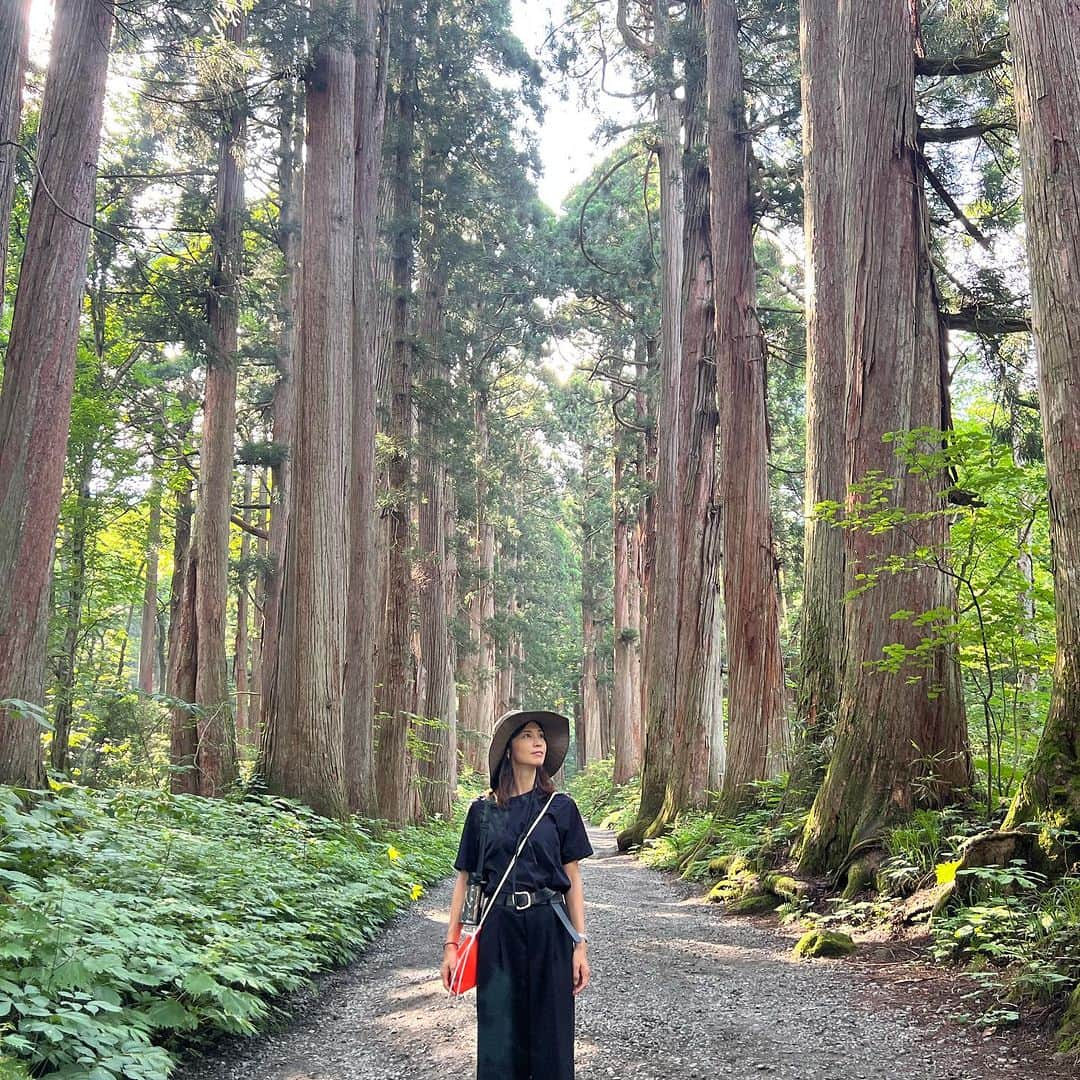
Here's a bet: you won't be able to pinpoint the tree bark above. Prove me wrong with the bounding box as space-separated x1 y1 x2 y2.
799 0 970 873
0 0 114 788
619 0 685 847
344 0 389 815
258 82 303 763
665 0 722 818
795 0 846 750
710 0 789 809
185 12 246 796
1003 0 1080 832
138 477 161 695
374 0 420 824
259 7 355 819
0 0 30 315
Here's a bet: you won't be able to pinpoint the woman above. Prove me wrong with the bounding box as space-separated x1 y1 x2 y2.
441 709 593 1080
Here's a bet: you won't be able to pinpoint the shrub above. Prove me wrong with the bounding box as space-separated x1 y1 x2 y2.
0 785 461 1079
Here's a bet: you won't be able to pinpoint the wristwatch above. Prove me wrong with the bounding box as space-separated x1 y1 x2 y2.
576 932 589 944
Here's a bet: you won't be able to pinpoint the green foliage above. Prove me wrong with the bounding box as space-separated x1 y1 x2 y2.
931 861 1080 1026
879 807 978 896
818 422 1054 812
0 786 460 1078
567 758 640 834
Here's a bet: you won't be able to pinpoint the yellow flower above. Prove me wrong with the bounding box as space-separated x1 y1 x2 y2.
410 883 424 901
387 845 402 862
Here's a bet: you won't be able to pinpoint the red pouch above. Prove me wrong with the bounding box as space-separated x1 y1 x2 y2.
449 928 479 995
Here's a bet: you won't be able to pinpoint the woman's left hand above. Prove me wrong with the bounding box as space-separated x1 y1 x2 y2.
572 943 590 996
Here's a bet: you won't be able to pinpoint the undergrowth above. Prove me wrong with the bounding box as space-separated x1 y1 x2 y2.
570 757 1080 1037
0 784 462 1079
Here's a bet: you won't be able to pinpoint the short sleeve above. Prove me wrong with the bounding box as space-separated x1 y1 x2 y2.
453 799 483 873
556 795 593 864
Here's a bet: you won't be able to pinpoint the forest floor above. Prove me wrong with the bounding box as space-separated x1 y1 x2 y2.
175 825 1074 1080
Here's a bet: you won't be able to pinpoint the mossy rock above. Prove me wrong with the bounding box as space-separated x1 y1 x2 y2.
1059 984 1080 1055
707 853 752 878
793 929 856 960
763 873 809 902
726 891 781 914
841 856 881 900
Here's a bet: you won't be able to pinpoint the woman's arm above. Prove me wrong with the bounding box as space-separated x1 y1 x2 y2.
563 860 590 995
440 870 470 991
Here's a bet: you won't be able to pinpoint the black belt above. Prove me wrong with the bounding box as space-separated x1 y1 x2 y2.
492 887 563 910
489 888 584 945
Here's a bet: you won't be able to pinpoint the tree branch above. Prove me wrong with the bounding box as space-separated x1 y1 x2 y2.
942 307 1031 336
919 120 1015 144
616 0 656 58
919 154 991 249
231 515 269 541
915 48 1007 77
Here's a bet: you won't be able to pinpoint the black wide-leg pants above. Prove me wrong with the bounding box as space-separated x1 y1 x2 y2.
475 902 575 1080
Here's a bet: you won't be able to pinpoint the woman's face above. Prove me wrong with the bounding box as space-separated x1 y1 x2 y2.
510 721 547 769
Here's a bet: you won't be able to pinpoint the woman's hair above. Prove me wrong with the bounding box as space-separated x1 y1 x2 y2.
492 754 556 809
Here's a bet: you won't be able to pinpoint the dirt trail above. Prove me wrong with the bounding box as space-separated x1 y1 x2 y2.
176 825 1071 1080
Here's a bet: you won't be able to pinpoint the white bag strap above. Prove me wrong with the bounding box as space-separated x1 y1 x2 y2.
471 792 556 936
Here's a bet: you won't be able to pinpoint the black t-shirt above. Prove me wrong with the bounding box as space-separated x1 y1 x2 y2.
454 790 593 896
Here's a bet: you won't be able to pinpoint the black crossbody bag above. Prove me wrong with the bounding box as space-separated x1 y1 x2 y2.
461 796 492 926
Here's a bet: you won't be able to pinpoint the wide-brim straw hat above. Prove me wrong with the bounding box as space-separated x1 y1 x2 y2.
488 709 570 789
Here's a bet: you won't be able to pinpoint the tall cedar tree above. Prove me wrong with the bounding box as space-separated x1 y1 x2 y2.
795 0 845 746
413 0 458 817
711 0 788 806
258 83 303 772
171 13 246 796
0 0 115 787
374 0 421 824
1003 0 1080 832
617 0 688 847
799 0 970 874
260 11 355 818
0 0 30 312
344 0 389 815
666 0 723 817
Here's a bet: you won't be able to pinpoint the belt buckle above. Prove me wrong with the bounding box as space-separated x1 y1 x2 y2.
511 890 532 911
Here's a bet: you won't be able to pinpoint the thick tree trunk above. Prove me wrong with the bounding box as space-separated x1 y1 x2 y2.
799 0 970 873
0 0 114 788
710 0 788 808
260 10 355 819
0 0 30 314
374 0 420 824
344 0 389 815
259 83 303 758
619 0 685 847
186 13 246 796
665 0 721 818
795 0 846 749
138 478 161 695
1003 0 1080 832
52 450 93 774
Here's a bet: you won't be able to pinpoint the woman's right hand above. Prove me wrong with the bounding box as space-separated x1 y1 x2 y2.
440 942 459 990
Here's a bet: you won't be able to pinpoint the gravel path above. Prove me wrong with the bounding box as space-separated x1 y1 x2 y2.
176 825 1070 1080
